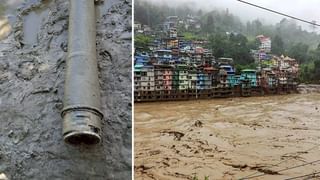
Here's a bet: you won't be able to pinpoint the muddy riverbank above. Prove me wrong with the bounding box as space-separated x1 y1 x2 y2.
0 0 132 179
134 93 320 179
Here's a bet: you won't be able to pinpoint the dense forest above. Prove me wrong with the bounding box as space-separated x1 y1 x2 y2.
135 0 320 83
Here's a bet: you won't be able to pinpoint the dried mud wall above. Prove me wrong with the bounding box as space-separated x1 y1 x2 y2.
0 0 132 179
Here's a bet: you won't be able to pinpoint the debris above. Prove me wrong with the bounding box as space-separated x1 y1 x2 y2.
161 130 185 141
223 162 248 169
256 168 280 175
0 173 8 180
31 87 52 94
149 150 161 156
194 120 203 127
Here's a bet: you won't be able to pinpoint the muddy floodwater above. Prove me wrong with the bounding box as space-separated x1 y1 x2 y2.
135 93 320 179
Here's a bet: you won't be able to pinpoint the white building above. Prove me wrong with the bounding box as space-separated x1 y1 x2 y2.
256 35 271 53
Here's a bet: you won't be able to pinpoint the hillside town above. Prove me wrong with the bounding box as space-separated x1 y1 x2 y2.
134 16 299 102
134 1 320 180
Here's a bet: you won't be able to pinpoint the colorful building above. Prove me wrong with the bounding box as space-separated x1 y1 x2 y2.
177 64 188 90
240 69 257 87
134 65 155 91
154 64 173 91
256 35 271 53
188 67 197 89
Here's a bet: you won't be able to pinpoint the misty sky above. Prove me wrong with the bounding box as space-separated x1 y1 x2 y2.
142 0 320 32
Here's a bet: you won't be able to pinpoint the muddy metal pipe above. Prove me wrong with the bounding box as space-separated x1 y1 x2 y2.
61 0 103 145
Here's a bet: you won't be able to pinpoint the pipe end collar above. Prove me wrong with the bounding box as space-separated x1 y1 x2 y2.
64 131 101 145
62 109 102 145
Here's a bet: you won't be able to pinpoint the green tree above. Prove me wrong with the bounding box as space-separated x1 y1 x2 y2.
134 34 152 51
288 43 309 64
252 19 262 35
209 33 254 65
313 60 320 82
228 33 254 65
271 35 284 55
182 32 197 41
208 33 228 58
206 14 214 33
247 38 259 50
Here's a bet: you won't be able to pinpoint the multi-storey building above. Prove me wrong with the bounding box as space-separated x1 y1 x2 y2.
177 64 189 90
256 35 271 53
240 69 257 87
154 64 173 91
154 65 164 91
134 65 155 91
188 67 197 89
163 16 179 31
196 66 214 89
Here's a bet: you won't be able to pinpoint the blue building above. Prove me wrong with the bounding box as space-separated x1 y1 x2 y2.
240 69 257 87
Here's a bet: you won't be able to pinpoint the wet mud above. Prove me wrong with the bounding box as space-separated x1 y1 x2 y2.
0 0 132 179
135 93 320 179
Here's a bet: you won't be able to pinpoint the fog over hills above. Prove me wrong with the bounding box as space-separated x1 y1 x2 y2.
140 0 320 33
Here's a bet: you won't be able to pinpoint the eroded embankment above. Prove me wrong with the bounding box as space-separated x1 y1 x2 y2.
135 93 320 180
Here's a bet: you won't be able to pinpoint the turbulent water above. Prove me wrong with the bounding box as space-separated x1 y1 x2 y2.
135 93 320 179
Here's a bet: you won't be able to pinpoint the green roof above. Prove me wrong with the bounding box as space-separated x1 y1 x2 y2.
134 64 143 68
241 69 256 72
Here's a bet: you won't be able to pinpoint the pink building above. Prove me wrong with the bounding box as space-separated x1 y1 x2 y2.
154 65 173 91
163 68 173 90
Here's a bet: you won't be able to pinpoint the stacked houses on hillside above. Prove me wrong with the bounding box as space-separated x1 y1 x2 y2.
134 17 300 102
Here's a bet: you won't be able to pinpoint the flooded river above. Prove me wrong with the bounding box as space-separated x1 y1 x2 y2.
135 93 320 179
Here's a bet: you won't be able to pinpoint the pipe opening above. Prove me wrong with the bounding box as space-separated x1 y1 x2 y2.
62 109 102 145
64 131 101 145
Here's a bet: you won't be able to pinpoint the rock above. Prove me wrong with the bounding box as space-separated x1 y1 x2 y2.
16 60 38 80
194 120 203 127
161 130 185 141
7 130 14 137
0 173 8 180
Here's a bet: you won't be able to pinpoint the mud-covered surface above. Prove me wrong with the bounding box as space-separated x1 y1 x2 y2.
0 0 132 179
135 93 320 179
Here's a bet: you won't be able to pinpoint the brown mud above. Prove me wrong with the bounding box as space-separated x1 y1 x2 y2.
0 0 132 179
135 93 320 179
